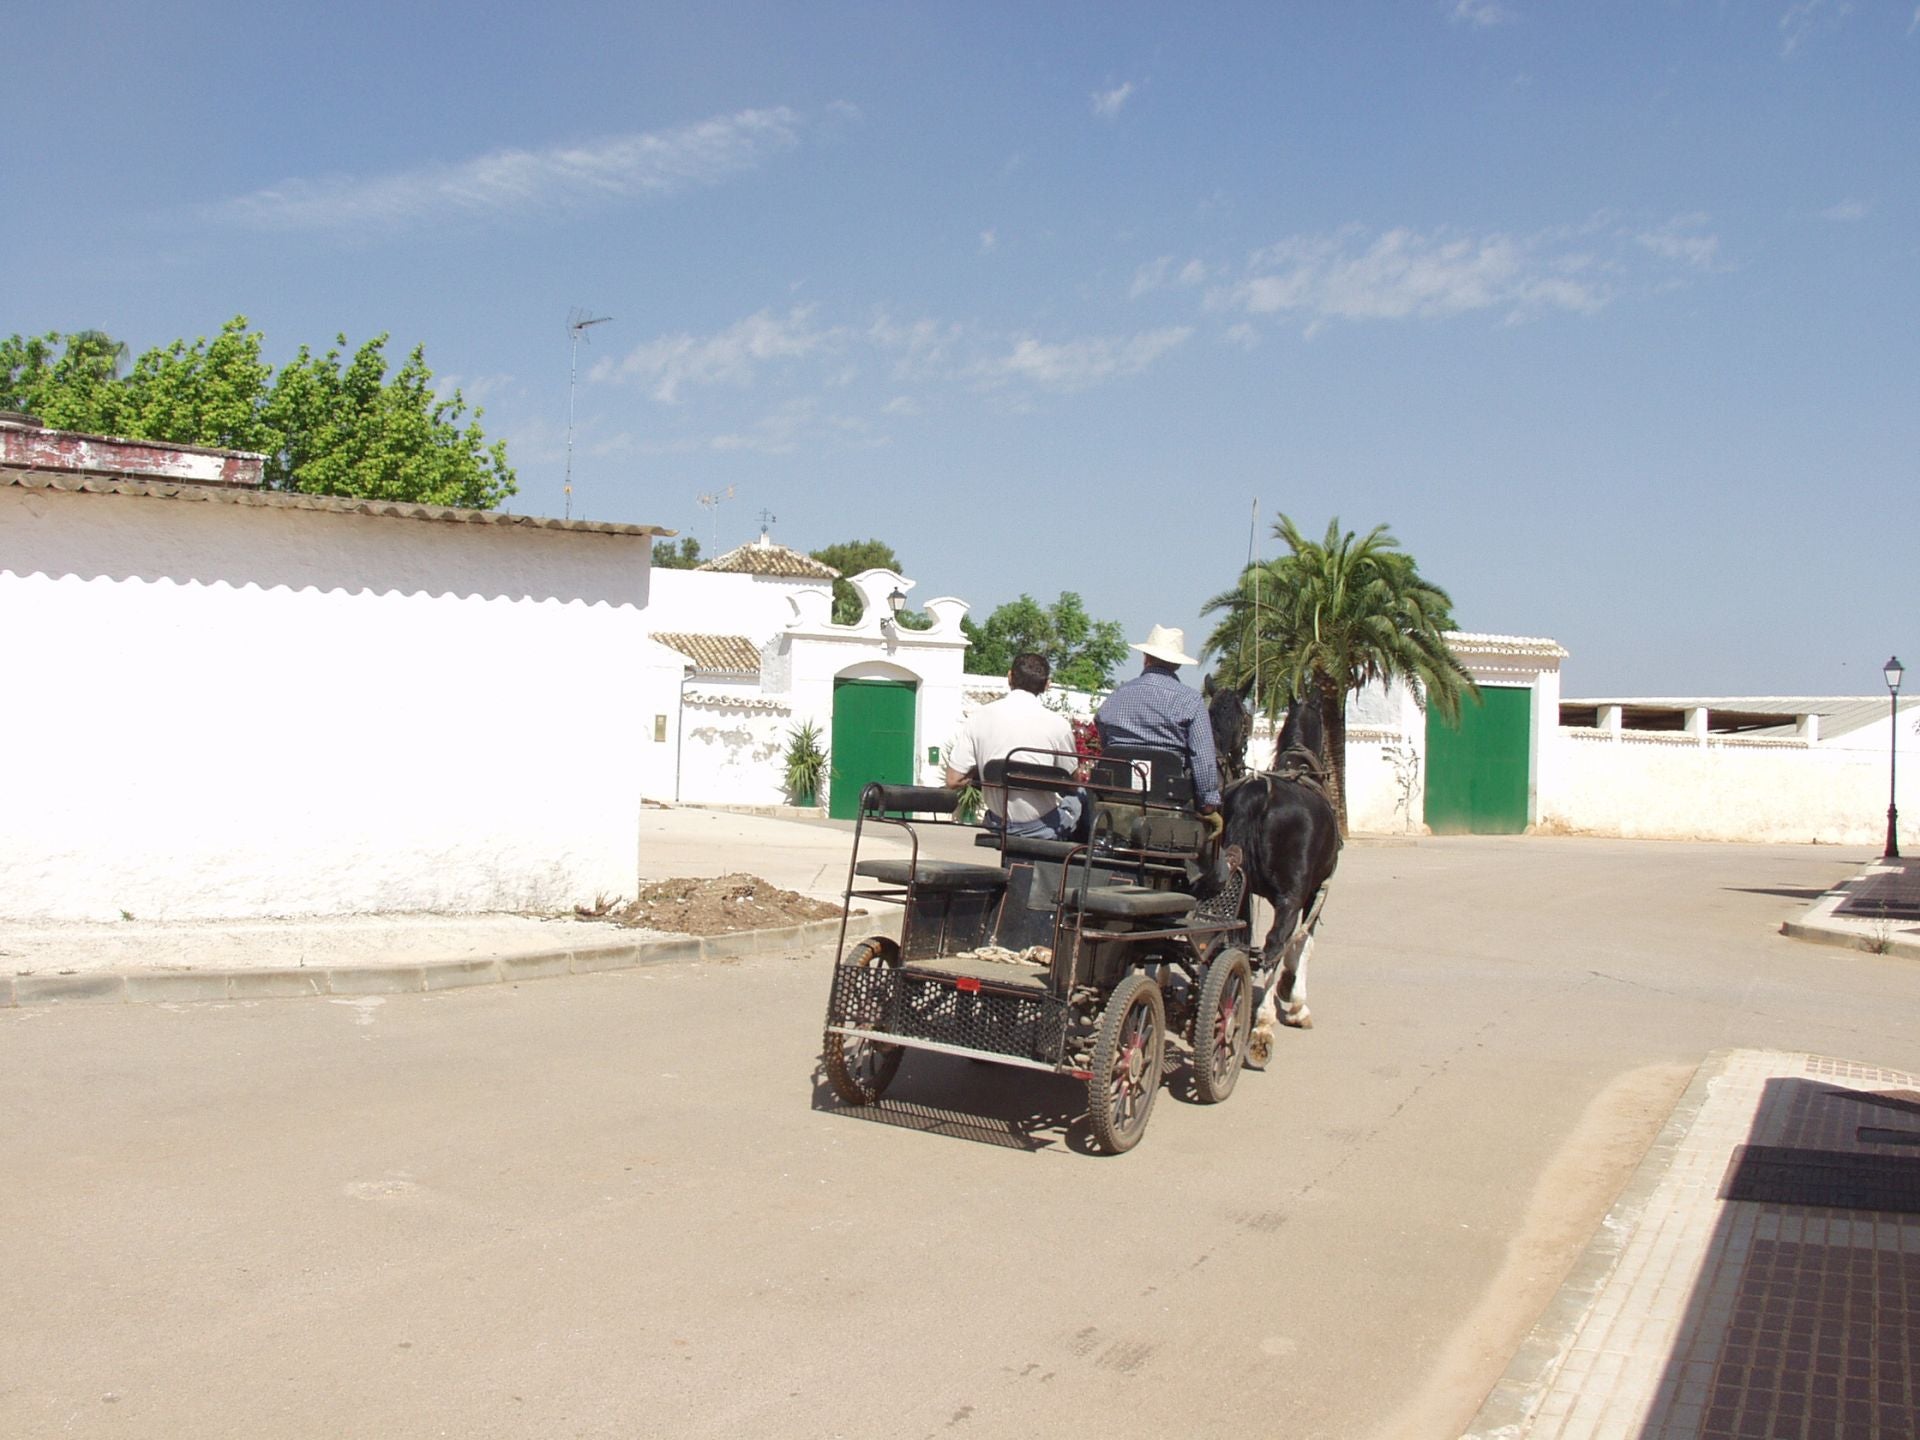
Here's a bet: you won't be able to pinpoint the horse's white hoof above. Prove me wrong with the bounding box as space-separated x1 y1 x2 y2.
1282 1003 1313 1030
1247 1026 1274 1068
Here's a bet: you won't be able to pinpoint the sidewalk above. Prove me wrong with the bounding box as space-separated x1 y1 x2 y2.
1461 1048 1920 1439
1779 855 1920 961
0 807 910 1007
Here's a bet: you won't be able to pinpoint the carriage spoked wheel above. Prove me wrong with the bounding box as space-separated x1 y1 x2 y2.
1088 971 1167 1154
823 937 905 1106
1193 947 1254 1104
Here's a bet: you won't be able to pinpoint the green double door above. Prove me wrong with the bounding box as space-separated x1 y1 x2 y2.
1425 685 1531 835
828 679 918 819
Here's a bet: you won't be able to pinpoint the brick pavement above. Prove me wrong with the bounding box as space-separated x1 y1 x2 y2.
1463 1050 1920 1440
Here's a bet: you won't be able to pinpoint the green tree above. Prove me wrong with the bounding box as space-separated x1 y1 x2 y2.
963 591 1129 692
0 319 515 509
262 333 513 507
651 537 703 569
808 538 931 628
1202 515 1476 833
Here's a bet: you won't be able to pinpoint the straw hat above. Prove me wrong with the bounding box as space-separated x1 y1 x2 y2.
1130 624 1198 667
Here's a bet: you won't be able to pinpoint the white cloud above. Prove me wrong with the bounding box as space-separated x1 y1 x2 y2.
1634 214 1720 268
1218 225 1609 326
1209 215 1721 331
975 327 1193 391
212 107 803 234
432 372 514 408
1448 0 1516 25
1130 255 1208 298
596 307 836 403
1822 197 1870 222
979 229 998 252
1779 0 1853 57
1092 82 1135 120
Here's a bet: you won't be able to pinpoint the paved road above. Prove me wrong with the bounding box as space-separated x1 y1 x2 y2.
4 838 1915 1440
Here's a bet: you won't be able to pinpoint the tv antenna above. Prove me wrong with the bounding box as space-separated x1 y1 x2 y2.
697 486 736 552
564 308 612 521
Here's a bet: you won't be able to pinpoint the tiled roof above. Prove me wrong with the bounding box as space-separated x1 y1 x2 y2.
1446 631 1570 659
696 537 839 579
650 632 764 673
1 468 672 540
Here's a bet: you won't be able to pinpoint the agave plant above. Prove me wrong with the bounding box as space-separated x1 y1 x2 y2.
783 720 828 806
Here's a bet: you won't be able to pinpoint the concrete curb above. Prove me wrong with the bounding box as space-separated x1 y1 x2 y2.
1458 1049 1729 1440
1779 874 1920 961
0 910 900 1009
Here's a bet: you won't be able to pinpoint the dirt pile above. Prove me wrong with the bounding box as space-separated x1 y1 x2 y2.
583 874 840 937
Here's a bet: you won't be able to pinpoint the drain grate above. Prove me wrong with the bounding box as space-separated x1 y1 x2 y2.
1723 1143 1920 1213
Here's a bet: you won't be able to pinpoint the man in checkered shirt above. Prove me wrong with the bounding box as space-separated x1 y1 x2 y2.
1094 624 1223 820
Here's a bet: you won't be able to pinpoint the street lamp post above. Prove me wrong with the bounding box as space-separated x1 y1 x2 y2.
1886 655 1905 860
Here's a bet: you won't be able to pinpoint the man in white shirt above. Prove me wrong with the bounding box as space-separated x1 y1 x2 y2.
945 653 1083 840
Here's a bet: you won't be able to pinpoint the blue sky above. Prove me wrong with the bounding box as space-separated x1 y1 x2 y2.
13 1 1918 696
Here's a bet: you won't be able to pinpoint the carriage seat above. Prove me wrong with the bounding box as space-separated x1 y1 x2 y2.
1062 883 1194 921
852 858 1010 891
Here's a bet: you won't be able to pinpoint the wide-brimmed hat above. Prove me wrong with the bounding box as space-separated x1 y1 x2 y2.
1130 624 1197 667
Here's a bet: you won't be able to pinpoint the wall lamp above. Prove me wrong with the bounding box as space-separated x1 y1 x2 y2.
881 587 907 638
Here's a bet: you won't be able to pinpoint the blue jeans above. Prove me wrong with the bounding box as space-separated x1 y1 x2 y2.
989 793 1083 841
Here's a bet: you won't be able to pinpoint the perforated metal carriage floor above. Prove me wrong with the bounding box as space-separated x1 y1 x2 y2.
829 961 1071 1063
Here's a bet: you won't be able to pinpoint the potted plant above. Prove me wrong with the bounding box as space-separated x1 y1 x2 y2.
783 720 827 806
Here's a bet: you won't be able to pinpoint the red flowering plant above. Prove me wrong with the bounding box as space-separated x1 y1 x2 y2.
1070 716 1099 780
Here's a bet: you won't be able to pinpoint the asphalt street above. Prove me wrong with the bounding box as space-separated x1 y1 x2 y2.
5 837 1916 1440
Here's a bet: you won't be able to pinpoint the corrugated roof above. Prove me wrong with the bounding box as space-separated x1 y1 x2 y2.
696 536 838 579
1 468 672 540
650 632 764 673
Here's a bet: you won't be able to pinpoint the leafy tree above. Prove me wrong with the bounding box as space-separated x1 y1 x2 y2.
808 537 931 629
0 318 515 509
1202 515 1476 833
262 333 513 507
963 591 1129 692
652 537 703 569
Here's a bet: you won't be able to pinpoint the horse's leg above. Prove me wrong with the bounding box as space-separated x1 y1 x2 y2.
1276 882 1331 1028
1247 895 1299 1067
1276 927 1315 1028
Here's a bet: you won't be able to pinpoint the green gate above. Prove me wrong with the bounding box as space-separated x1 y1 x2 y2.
828 679 918 819
1424 686 1531 835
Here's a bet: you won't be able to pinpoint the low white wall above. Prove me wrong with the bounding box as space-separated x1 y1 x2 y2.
1 486 672 920
677 696 792 807
1543 728 1918 846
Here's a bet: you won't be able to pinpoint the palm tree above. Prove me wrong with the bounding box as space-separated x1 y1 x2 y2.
1203 515 1477 834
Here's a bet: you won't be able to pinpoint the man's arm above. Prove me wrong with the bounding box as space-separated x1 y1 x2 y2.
945 727 977 789
1186 703 1222 808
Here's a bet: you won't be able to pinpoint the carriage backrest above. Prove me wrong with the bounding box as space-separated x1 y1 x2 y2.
1087 744 1194 808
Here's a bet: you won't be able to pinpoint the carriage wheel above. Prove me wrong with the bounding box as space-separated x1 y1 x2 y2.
1193 948 1254 1104
823 937 905 1105
1088 972 1167 1154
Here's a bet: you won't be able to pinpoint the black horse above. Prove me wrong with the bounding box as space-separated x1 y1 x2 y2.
1203 676 1253 789
1212 690 1343 1063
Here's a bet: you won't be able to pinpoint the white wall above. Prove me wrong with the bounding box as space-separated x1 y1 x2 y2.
1 486 673 920
1543 722 1919 846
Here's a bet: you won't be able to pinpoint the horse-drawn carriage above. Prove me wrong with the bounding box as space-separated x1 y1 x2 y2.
819 744 1259 1153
